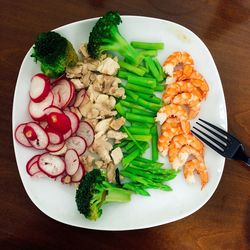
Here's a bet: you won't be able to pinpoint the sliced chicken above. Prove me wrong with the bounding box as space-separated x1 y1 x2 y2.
107 130 128 141
95 118 112 135
111 147 123 165
96 57 120 76
110 117 126 130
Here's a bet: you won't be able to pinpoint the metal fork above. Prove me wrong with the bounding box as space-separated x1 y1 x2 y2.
191 118 250 166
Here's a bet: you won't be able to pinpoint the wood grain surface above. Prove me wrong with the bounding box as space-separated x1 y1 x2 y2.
1 0 250 249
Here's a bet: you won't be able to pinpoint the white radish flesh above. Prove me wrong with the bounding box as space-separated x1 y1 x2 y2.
26 122 49 150
26 155 40 175
44 106 63 116
38 153 65 177
29 74 51 103
64 110 79 134
65 149 79 176
63 129 72 141
45 127 63 145
15 123 32 147
65 136 87 155
29 91 54 121
74 89 86 107
76 121 94 147
46 142 65 152
71 163 85 182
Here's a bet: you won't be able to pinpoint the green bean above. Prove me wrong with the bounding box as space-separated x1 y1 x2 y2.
139 50 158 57
151 124 159 161
117 70 137 80
120 100 144 110
127 127 151 135
131 122 152 128
126 134 152 141
124 141 136 151
134 157 164 166
123 183 150 196
144 56 162 82
131 41 164 50
122 126 142 151
128 75 156 89
113 140 130 149
154 84 165 92
153 58 166 80
115 102 126 117
131 108 155 117
119 60 146 76
137 93 162 104
126 112 155 124
126 83 154 95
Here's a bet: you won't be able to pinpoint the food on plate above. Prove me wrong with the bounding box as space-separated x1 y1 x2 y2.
14 11 211 221
157 51 209 188
75 169 131 221
31 31 78 77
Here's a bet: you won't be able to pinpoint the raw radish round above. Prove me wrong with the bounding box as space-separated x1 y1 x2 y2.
45 127 63 145
65 149 79 176
63 129 72 141
23 125 37 141
26 155 40 175
29 91 54 121
74 89 86 107
71 163 85 182
51 79 73 109
47 112 71 134
26 122 49 150
49 144 67 156
46 142 65 152
33 171 48 178
44 106 63 116
68 91 76 107
51 73 66 85
76 121 94 147
64 110 79 134
38 153 65 177
28 162 42 176
65 136 87 155
29 73 51 103
14 123 32 147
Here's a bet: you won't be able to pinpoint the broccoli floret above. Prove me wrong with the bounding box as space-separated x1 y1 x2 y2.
75 169 131 221
31 31 78 77
87 11 143 65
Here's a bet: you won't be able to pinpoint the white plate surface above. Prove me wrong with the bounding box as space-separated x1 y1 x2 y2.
12 16 227 230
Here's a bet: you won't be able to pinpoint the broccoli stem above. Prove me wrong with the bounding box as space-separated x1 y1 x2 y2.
128 75 156 89
105 187 131 203
131 41 164 50
119 60 146 76
126 112 155 124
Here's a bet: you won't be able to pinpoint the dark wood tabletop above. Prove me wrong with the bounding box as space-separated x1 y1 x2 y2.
1 0 250 249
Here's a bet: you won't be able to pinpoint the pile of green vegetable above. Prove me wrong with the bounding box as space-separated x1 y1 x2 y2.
75 11 178 221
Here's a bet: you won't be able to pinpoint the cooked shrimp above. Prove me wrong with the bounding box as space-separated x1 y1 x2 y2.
163 51 195 85
158 126 183 156
162 117 190 134
156 104 189 135
183 158 208 188
172 92 201 119
170 145 204 170
162 81 203 103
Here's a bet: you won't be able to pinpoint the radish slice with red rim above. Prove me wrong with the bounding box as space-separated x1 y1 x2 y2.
38 153 65 177
26 154 40 175
30 73 51 103
76 121 94 147
28 162 42 176
71 163 85 183
45 127 63 145
29 91 54 121
14 123 32 147
51 73 66 85
49 144 67 156
65 136 87 155
68 91 76 107
44 106 63 116
64 110 79 134
23 125 37 141
33 171 48 178
63 129 72 141
46 141 65 152
26 122 49 150
74 89 86 107
65 149 79 176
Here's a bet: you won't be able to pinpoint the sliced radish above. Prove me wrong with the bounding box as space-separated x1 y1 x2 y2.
68 91 76 107
63 129 72 141
76 121 94 147
51 79 73 109
39 121 48 129
49 144 67 156
33 171 48 178
65 136 87 155
46 141 65 152
71 163 85 183
51 73 66 85
44 106 63 116
38 153 65 177
23 125 37 141
74 89 86 107
29 73 51 103
29 162 42 176
29 91 54 121
14 123 32 147
65 149 79 176
26 122 49 150
69 107 82 120
64 110 79 134
45 127 63 145
47 112 71 134
52 92 61 108
26 155 40 176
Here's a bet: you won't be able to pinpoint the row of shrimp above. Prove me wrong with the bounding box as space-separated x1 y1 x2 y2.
156 51 209 189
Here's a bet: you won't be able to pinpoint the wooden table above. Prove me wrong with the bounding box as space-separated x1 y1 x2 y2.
1 0 250 249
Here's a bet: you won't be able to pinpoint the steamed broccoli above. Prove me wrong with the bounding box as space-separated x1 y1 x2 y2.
31 31 78 77
87 11 143 65
75 169 131 221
